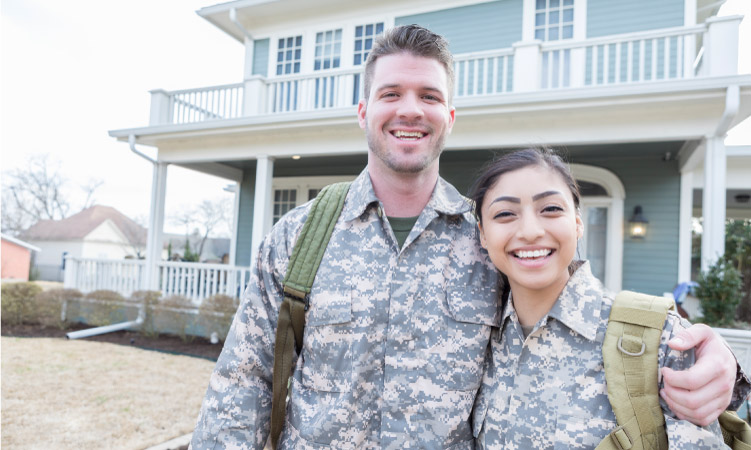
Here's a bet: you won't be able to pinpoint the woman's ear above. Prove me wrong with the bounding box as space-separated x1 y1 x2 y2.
576 213 584 240
478 223 487 249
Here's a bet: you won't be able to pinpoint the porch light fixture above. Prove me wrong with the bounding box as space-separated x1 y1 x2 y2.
628 206 648 239
291 155 301 160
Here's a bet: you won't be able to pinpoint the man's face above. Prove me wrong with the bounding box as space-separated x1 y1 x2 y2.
358 52 455 175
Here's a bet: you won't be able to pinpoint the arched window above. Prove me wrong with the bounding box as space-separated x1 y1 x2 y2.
571 164 625 292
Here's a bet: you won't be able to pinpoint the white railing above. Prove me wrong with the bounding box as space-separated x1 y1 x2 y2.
540 24 705 89
454 48 514 97
156 261 251 303
168 82 244 124
63 257 251 303
63 257 146 297
716 328 751 376
266 67 362 113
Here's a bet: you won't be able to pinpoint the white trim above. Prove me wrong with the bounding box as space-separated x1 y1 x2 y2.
1 233 41 252
522 0 536 41
228 183 241 266
574 0 587 40
571 164 625 292
684 0 697 27
251 155 275 262
727 145 751 157
701 136 727 270
678 171 693 282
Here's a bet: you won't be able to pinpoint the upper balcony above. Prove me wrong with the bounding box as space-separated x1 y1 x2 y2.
146 17 742 128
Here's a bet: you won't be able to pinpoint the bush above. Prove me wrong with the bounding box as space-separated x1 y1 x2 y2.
1 282 43 325
130 290 162 338
727 219 751 322
198 294 238 342
159 295 196 343
695 258 743 327
33 288 82 329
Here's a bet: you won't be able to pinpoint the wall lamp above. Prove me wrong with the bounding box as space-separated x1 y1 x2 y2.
629 206 648 239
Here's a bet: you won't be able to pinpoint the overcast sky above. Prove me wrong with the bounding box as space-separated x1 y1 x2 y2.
1 0 749 236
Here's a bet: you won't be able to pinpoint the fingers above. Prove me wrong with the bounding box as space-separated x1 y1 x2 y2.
660 388 725 426
668 323 715 352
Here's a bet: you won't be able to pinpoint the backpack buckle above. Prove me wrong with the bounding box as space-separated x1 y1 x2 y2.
610 426 634 450
283 285 310 311
617 336 646 356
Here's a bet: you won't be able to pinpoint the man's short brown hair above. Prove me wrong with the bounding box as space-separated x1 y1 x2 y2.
363 24 455 103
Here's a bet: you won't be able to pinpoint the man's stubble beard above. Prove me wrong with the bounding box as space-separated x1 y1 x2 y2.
365 125 446 174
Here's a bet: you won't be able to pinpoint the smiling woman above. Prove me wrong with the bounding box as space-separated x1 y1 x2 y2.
467 148 735 450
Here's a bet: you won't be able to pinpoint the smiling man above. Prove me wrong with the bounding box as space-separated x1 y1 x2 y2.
190 25 747 450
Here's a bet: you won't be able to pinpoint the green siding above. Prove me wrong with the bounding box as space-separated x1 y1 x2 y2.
395 0 522 53
587 0 684 38
235 165 256 267
253 38 270 76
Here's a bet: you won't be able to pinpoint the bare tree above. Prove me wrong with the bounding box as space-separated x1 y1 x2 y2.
1 154 103 235
169 197 233 262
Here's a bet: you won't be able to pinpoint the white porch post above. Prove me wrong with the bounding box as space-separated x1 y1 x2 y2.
704 16 741 77
701 136 726 272
144 162 168 291
512 41 542 92
149 89 171 125
678 171 693 282
250 155 274 262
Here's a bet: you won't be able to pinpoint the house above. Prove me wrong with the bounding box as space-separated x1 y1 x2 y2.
21 205 146 281
1 233 41 281
98 0 750 301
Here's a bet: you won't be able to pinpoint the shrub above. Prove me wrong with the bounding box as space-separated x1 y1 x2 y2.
83 290 125 326
159 295 197 343
32 288 82 329
129 290 162 338
727 219 751 322
695 258 743 327
198 294 238 342
1 282 43 325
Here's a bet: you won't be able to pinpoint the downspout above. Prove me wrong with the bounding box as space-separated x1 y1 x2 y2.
67 134 155 340
715 85 739 136
229 8 254 41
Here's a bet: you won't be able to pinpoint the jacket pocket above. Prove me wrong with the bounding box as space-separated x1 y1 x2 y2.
300 290 354 392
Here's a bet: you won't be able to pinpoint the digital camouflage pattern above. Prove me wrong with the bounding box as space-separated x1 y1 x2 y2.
190 169 502 449
473 261 732 449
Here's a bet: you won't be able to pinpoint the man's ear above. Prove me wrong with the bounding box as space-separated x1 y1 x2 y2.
357 99 367 130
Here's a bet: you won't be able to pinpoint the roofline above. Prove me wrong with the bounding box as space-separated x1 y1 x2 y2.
1 233 42 252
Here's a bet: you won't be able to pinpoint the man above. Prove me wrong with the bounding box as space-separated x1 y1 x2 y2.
191 25 746 449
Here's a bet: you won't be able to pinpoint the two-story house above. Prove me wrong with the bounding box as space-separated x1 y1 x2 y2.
86 0 750 303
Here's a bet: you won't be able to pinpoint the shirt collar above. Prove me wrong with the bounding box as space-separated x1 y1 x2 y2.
500 261 604 342
340 167 472 222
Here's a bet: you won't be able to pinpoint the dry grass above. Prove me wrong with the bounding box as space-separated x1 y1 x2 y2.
1 337 215 449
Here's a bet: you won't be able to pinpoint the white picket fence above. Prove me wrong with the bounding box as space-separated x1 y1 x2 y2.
63 257 251 304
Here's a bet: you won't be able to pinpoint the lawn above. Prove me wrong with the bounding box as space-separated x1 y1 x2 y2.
1 336 215 449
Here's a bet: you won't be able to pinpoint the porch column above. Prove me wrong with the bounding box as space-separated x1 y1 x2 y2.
144 162 168 290
704 16 741 77
250 155 274 262
512 41 541 92
149 90 171 125
678 171 693 282
701 136 726 272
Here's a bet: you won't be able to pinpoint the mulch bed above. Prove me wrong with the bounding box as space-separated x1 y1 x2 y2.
1 323 224 361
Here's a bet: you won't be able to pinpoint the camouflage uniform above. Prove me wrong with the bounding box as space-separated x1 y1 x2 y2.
472 261 741 449
191 169 501 449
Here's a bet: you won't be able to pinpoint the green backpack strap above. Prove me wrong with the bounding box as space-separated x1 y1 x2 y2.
269 181 351 450
597 290 674 450
719 411 751 449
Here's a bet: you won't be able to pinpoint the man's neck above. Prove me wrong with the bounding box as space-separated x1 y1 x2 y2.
368 165 438 217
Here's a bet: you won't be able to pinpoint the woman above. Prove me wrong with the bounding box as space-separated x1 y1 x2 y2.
469 148 728 449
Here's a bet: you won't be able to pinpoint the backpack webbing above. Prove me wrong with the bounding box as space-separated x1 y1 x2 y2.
269 181 351 450
597 291 674 450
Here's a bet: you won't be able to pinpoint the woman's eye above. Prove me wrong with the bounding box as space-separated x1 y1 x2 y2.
542 205 564 213
492 211 514 220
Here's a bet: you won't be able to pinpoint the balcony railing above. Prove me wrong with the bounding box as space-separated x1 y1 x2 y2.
63 257 251 303
149 18 740 126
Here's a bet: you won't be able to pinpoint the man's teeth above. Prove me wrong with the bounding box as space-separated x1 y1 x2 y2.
515 249 552 259
393 130 425 140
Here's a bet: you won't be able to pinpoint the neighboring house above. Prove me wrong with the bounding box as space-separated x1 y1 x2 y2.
21 205 146 281
1 233 41 281
163 233 231 263
101 0 750 301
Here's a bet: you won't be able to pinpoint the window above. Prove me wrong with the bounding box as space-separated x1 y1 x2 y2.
353 22 384 104
273 189 298 224
314 29 342 71
276 35 302 75
271 176 355 225
535 0 574 41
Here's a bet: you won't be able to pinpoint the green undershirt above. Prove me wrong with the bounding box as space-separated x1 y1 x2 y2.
387 215 419 249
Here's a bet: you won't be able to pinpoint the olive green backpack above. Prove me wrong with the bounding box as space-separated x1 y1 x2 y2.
269 182 351 450
598 290 751 450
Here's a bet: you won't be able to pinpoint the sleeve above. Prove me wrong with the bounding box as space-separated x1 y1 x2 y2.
658 312 730 449
190 215 302 450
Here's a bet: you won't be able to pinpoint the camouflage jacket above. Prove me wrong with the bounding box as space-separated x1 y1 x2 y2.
473 261 734 449
191 169 501 449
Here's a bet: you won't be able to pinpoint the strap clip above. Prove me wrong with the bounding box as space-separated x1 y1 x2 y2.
283 285 310 311
617 336 646 356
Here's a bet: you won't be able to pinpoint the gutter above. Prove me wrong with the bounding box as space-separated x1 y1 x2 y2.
129 134 156 164
229 8 253 41
66 307 145 340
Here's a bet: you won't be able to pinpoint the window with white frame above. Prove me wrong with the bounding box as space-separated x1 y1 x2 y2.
276 35 302 75
353 22 385 103
271 176 355 225
314 29 342 71
535 0 574 41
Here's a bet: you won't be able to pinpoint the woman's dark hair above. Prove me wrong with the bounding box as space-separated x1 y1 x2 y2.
469 147 581 221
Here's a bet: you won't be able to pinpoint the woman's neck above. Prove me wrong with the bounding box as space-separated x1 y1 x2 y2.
509 275 570 327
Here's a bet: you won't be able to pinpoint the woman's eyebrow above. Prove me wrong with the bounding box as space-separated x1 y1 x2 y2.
489 196 520 206
532 190 562 201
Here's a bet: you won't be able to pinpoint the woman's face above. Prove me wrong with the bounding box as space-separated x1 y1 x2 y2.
478 165 583 300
